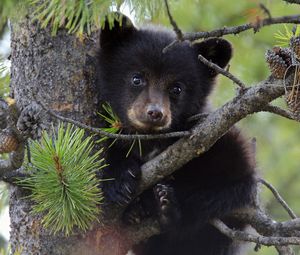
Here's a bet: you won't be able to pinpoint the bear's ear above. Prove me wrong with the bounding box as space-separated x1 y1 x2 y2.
193 38 232 77
100 12 137 49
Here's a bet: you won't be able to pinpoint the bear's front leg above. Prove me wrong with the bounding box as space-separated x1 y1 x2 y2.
102 156 141 206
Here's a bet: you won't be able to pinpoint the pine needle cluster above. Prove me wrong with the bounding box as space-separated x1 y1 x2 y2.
0 0 169 38
28 0 167 37
98 103 142 157
19 124 104 236
275 25 300 47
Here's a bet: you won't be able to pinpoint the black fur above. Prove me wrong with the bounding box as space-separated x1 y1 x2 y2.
97 13 257 255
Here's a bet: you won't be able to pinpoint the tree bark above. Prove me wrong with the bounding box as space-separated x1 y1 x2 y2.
9 17 115 255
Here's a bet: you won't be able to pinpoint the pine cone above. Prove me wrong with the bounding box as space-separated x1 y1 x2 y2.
17 102 48 140
291 36 300 60
0 129 19 153
265 47 292 79
285 68 300 117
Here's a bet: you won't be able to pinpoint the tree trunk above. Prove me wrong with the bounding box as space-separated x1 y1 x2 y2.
9 17 132 255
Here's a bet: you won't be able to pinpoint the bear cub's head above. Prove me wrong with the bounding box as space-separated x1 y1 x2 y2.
97 13 232 133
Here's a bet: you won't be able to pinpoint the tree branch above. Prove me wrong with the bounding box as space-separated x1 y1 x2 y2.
34 97 191 140
259 3 272 19
283 0 300 4
211 218 300 246
258 178 297 219
198 54 246 89
164 0 183 41
138 77 285 193
261 104 300 121
183 14 300 41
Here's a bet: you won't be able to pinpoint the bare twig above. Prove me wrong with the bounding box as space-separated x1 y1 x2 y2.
35 98 191 141
261 105 298 121
162 40 180 54
188 104 297 123
211 218 300 246
258 178 297 219
283 0 300 3
2 167 29 184
259 3 272 19
164 0 183 41
187 113 209 123
183 14 300 41
0 142 25 177
198 54 246 89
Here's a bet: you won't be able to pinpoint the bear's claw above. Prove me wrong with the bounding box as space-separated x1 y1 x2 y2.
154 183 180 230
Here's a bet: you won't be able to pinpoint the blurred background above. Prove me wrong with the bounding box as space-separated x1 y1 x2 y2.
0 0 300 254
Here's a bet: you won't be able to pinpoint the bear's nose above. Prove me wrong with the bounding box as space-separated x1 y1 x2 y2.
147 105 163 122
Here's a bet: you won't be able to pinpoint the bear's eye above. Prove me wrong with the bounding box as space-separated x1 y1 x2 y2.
169 83 183 96
131 74 144 87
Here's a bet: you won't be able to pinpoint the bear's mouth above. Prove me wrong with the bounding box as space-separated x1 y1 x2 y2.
127 108 171 133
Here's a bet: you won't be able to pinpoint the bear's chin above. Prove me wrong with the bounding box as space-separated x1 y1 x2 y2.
128 121 171 134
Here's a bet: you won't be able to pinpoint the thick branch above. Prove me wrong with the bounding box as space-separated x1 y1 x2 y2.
138 78 285 193
232 210 300 237
211 218 300 246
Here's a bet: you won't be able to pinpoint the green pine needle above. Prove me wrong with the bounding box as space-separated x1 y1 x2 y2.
27 0 169 37
98 103 143 157
29 0 118 37
124 0 166 23
0 0 169 38
98 102 122 145
0 0 24 33
19 123 104 236
274 25 300 47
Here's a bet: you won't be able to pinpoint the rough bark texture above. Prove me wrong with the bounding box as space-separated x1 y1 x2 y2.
9 17 109 255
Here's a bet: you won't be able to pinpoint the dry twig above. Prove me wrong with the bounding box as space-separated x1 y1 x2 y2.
184 15 300 41
261 105 299 121
164 0 183 41
283 0 300 3
35 97 191 140
198 54 246 89
258 178 297 219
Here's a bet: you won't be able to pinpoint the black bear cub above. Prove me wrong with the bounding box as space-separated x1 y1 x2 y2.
97 13 257 255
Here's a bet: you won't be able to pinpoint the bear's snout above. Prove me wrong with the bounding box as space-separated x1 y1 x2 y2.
146 104 164 122
127 102 171 132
